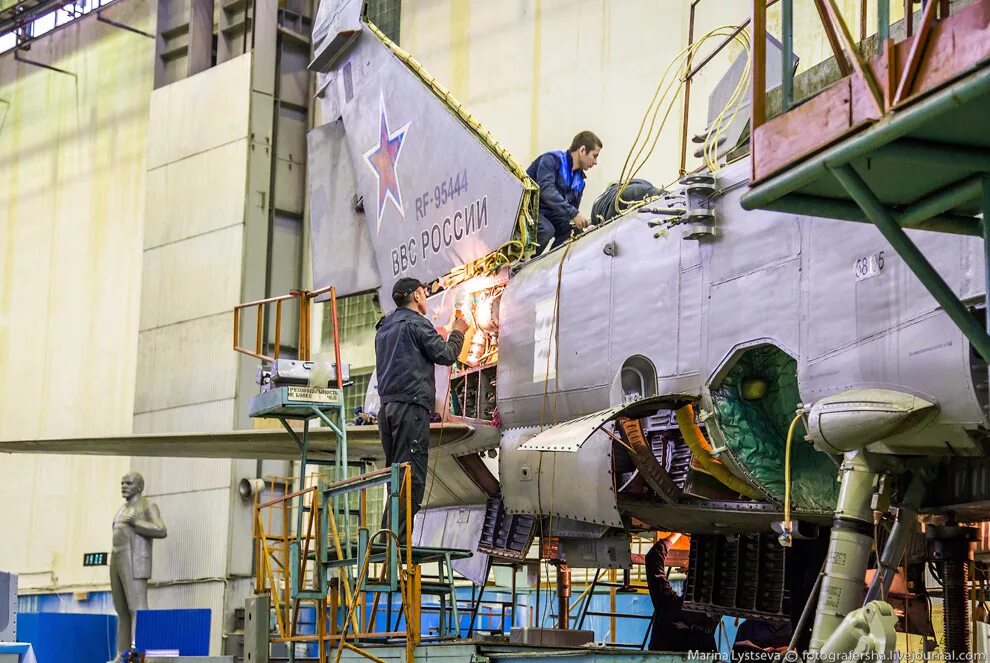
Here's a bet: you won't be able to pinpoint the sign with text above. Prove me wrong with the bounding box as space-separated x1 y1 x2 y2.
313 25 525 310
83 552 108 567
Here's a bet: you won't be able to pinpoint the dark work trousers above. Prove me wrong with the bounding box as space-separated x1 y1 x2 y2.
379 401 430 543
536 214 572 253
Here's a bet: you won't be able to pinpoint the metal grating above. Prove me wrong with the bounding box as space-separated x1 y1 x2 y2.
323 293 381 369
683 533 790 625
364 0 399 45
478 493 536 560
346 370 372 415
642 411 692 490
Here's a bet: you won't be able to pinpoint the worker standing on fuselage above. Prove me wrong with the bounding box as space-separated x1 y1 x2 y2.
527 131 602 252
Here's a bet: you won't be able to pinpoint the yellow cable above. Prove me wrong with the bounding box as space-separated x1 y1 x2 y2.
674 404 761 500
703 30 752 173
614 27 752 214
783 412 803 533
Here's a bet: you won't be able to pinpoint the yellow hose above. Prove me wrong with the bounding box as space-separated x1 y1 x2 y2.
674 404 761 500
783 412 804 532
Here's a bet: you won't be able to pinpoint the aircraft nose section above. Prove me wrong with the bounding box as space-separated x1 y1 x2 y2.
807 389 939 454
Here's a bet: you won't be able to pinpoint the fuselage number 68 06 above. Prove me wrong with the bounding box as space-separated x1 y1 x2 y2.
855 250 885 282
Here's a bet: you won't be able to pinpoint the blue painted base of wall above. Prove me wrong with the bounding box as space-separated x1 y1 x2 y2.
17 612 116 663
135 609 211 656
18 591 114 615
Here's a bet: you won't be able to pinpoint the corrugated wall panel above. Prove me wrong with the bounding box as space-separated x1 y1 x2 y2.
149 489 231 583
134 313 238 414
132 458 233 495
139 226 245 331
147 54 253 169
149 581 225 654
144 139 249 250
132 399 236 434
135 44 260 658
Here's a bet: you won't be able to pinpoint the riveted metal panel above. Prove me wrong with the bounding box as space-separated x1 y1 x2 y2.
135 314 238 414
707 259 801 379
311 0 363 72
545 519 608 539
308 120 381 296
805 215 979 361
328 31 526 301
518 406 626 453
960 233 987 302
419 419 499 509
609 218 677 379
558 535 631 569
422 454 489 509
140 226 245 331
501 426 622 527
497 227 613 428
709 183 801 286
801 313 985 455
677 264 703 378
413 506 490 585
148 489 231 583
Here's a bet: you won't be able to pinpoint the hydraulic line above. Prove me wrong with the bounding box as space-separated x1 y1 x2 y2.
674 404 760 500
864 471 927 603
782 412 803 538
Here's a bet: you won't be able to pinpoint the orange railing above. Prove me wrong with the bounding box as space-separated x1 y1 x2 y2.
232 285 344 386
749 0 960 182
253 466 420 663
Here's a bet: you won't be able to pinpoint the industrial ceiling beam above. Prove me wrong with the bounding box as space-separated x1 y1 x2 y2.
13 47 74 76
0 0 73 39
95 6 152 38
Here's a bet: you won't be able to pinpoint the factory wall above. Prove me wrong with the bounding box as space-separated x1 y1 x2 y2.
136 52 266 654
0 0 153 592
399 0 904 214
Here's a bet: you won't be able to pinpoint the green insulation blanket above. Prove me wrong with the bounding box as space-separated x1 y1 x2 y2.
709 346 839 511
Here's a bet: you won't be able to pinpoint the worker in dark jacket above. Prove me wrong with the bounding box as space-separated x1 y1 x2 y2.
526 130 602 252
375 277 468 540
646 534 718 652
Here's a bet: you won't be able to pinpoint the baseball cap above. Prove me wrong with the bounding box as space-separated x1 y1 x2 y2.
392 277 426 303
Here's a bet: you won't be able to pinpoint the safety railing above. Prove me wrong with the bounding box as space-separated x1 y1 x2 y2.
254 464 421 663
233 285 343 378
749 0 958 181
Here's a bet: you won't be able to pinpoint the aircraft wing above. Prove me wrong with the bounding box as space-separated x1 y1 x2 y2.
0 422 491 462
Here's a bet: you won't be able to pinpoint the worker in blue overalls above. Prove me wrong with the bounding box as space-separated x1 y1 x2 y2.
526 130 602 252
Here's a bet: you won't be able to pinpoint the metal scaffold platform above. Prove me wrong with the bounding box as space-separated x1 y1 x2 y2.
234 286 468 663
743 0 990 361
